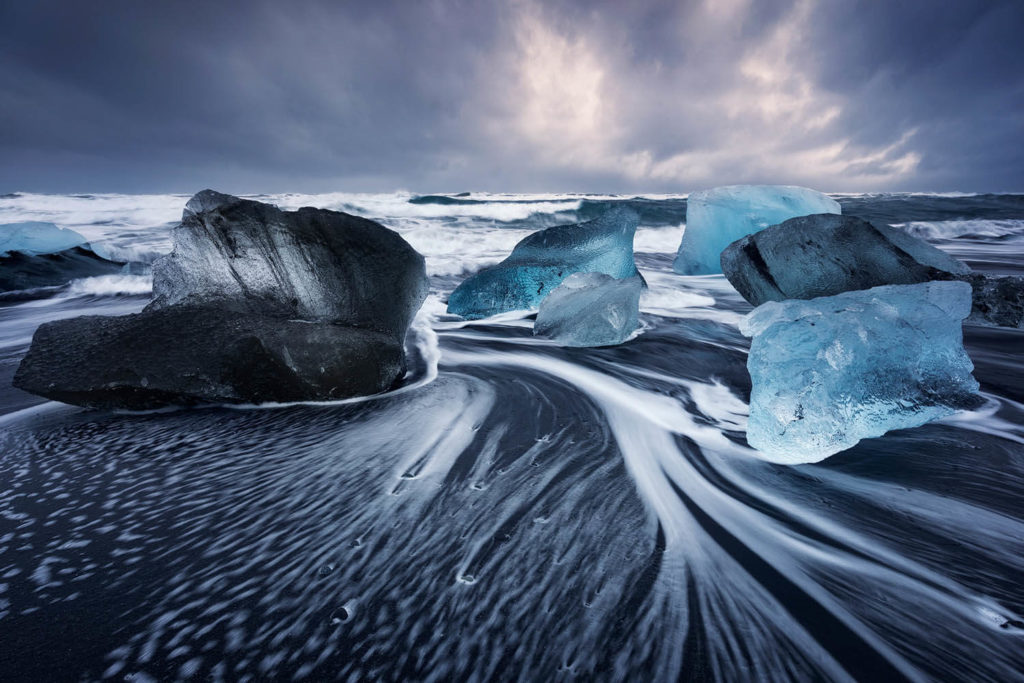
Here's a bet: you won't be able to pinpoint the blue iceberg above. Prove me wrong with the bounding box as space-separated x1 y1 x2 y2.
673 185 840 275
0 221 89 257
534 272 642 347
447 207 641 319
0 222 126 292
739 281 980 464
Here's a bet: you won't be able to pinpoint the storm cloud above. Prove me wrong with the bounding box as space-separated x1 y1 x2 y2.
1 0 1021 193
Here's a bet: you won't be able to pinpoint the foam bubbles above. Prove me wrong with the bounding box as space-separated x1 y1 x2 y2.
65 274 153 297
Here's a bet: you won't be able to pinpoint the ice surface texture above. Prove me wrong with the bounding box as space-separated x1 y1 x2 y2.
151 190 428 336
15 191 429 408
721 213 1023 328
673 185 840 275
739 281 980 463
721 213 970 305
534 272 642 347
0 221 88 257
447 207 641 319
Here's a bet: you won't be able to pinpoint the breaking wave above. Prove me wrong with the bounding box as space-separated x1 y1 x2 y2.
896 218 1024 241
65 274 154 298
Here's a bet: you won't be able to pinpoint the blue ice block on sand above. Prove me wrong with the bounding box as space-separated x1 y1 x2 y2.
673 185 840 275
739 281 980 464
447 207 641 319
534 272 642 347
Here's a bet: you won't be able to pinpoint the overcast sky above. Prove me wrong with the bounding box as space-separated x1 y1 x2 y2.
1 0 1022 194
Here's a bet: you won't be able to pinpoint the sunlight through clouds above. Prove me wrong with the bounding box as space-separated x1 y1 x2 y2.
488 0 923 190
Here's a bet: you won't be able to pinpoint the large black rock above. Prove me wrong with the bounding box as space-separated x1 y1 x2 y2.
720 213 1023 328
14 191 429 408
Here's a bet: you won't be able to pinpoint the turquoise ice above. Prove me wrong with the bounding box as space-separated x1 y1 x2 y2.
673 185 840 275
0 221 90 257
534 272 642 347
740 281 980 463
447 207 641 319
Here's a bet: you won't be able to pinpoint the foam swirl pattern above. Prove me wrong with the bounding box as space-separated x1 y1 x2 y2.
1 191 1022 681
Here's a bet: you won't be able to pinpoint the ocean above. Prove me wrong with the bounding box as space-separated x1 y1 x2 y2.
1 191 1023 680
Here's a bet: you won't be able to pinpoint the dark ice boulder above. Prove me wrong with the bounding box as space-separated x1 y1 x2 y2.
150 190 428 336
14 190 429 408
720 213 1022 328
720 213 970 305
13 307 404 409
534 272 642 347
447 207 642 319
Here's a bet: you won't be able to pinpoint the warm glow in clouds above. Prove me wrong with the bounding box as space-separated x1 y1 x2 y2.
487 0 923 190
512 12 609 162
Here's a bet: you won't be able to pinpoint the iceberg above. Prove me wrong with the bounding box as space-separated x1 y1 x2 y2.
534 272 642 347
673 185 840 275
739 281 980 463
0 221 89 257
447 207 641 319
720 214 971 305
0 222 126 292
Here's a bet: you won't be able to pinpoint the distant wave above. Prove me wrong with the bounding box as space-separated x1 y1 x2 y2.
895 219 1024 241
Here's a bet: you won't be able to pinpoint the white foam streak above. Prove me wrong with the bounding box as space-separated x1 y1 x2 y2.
937 394 1024 445
895 219 1024 241
441 347 1024 678
633 224 684 253
66 274 153 297
639 270 745 325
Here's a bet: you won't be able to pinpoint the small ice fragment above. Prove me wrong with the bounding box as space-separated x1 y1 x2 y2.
534 272 642 347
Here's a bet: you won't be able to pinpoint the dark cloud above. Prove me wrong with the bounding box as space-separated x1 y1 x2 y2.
0 0 1021 193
